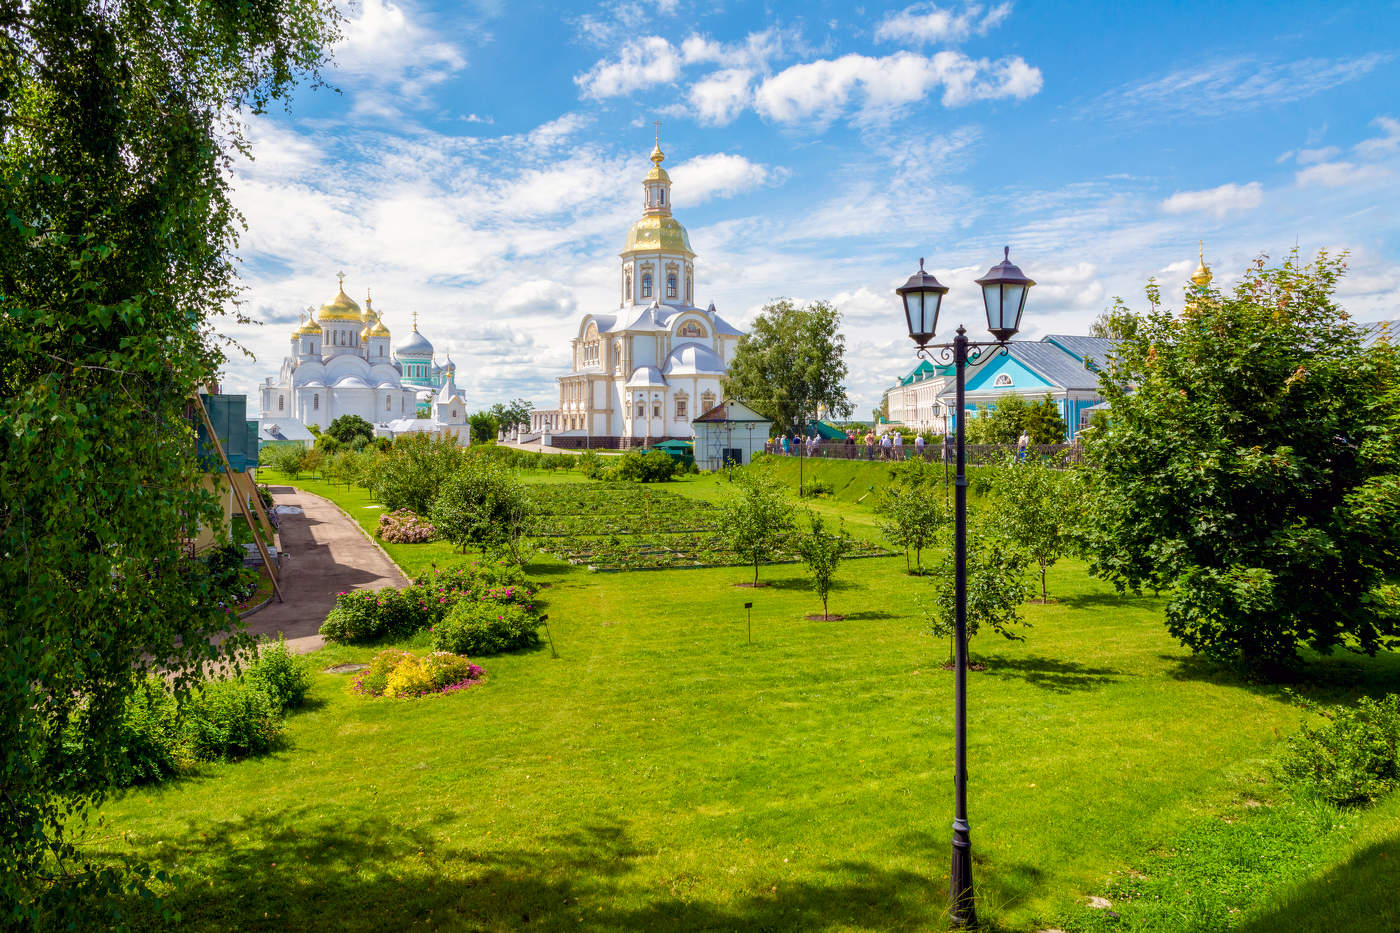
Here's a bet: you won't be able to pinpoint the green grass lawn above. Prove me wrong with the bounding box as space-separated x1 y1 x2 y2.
91 468 1400 931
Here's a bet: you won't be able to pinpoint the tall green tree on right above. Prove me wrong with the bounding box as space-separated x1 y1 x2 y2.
721 299 853 435
1084 251 1400 672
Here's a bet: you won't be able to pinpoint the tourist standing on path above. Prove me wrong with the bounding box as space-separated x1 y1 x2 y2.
915 433 926 460
879 432 893 461
864 429 877 461
943 431 954 464
1017 430 1030 461
892 432 904 461
781 434 790 456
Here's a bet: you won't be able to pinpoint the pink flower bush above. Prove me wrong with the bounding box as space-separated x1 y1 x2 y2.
378 509 437 543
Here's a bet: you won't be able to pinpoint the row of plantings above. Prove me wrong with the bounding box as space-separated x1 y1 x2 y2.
319 561 544 656
352 649 485 699
97 638 311 789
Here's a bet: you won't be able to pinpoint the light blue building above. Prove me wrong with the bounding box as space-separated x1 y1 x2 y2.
884 335 1118 440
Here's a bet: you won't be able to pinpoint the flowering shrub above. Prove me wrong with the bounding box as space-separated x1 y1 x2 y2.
377 508 437 543
353 649 483 699
320 588 417 642
432 599 540 656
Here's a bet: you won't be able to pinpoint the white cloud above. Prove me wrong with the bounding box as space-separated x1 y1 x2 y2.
1295 161 1393 188
688 69 754 126
574 36 682 98
753 50 1040 124
1161 181 1263 219
1089 53 1390 121
874 2 1013 45
1297 146 1341 165
334 0 467 103
680 29 788 69
1355 116 1400 158
669 154 787 207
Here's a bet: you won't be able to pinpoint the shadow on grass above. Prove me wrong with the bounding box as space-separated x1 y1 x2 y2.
86 808 968 932
1162 650 1400 705
1055 590 1164 610
1235 836 1400 933
975 654 1125 693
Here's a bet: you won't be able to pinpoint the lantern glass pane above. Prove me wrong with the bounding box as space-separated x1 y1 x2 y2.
999 284 1024 330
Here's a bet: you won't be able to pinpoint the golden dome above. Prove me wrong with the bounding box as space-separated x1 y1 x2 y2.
645 143 670 184
623 214 693 255
360 326 370 343
317 274 362 322
362 291 376 323
369 317 391 337
298 317 322 335
1190 240 1212 288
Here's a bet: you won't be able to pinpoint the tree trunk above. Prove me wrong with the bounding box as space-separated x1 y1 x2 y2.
753 557 759 587
905 547 910 574
1040 563 1047 603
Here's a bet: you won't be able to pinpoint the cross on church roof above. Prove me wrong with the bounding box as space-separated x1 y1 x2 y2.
654 119 661 146
337 270 345 289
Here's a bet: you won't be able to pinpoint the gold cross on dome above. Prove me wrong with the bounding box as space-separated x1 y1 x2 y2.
336 270 345 289
654 119 661 146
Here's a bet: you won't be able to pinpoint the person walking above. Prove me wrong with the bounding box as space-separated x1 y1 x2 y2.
879 431 893 461
892 431 904 461
781 434 790 456
845 430 856 460
1017 430 1030 462
864 429 877 461
915 433 926 460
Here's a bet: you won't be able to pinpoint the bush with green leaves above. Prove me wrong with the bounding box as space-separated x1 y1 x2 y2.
180 678 282 761
326 414 374 447
613 448 678 482
370 433 462 515
875 466 947 574
430 458 533 562
245 637 310 712
354 649 484 699
1276 693 1400 807
319 588 421 643
578 449 604 479
432 599 542 656
377 508 437 543
110 679 185 788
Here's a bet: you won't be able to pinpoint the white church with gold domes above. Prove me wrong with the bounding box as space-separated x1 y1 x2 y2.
257 275 467 438
530 135 745 446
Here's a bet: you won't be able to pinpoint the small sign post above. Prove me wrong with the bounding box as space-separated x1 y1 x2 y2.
744 602 753 644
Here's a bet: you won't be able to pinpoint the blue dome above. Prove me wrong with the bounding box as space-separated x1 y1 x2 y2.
395 327 433 358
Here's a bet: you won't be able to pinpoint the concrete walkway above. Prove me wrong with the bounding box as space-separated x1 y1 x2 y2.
243 485 408 653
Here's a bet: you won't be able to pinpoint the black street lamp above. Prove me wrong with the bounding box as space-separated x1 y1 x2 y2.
896 247 1035 928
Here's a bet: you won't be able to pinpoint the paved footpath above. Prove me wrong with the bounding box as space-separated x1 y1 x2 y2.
242 484 408 654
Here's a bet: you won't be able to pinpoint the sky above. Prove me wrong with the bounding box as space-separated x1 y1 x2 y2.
218 0 1400 418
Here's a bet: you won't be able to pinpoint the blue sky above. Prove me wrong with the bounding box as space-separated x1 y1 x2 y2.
221 0 1400 416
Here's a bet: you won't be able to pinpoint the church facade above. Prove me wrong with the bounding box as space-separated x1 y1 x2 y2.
256 276 464 436
530 137 745 447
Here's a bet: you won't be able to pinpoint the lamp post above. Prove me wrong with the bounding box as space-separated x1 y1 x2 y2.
896 248 1034 928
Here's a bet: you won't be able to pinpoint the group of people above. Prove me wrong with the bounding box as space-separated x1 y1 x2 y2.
772 427 1040 462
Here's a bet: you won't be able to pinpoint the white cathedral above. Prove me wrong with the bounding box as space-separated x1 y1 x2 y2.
529 136 745 446
257 276 469 441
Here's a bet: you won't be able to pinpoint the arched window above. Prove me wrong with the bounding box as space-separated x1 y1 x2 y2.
313 393 319 411
659 189 665 205
653 401 661 418
641 273 652 298
675 397 687 419
386 397 391 411
701 390 716 412
379 345 384 357
666 274 677 298
278 396 284 411
636 402 645 417
993 373 1013 387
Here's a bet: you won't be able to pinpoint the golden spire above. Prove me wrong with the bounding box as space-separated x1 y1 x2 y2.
650 119 664 166
1191 240 1212 288
412 310 419 332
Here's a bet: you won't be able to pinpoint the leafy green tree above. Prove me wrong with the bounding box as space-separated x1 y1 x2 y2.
875 467 947 573
719 467 796 586
924 523 1033 664
1084 250 1400 672
990 456 1084 601
370 434 461 515
488 398 534 433
268 444 309 478
0 0 338 922
430 458 533 564
1088 301 1142 341
614 449 677 482
721 299 853 435
469 411 499 444
795 512 850 620
326 414 374 447
1022 395 1067 445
